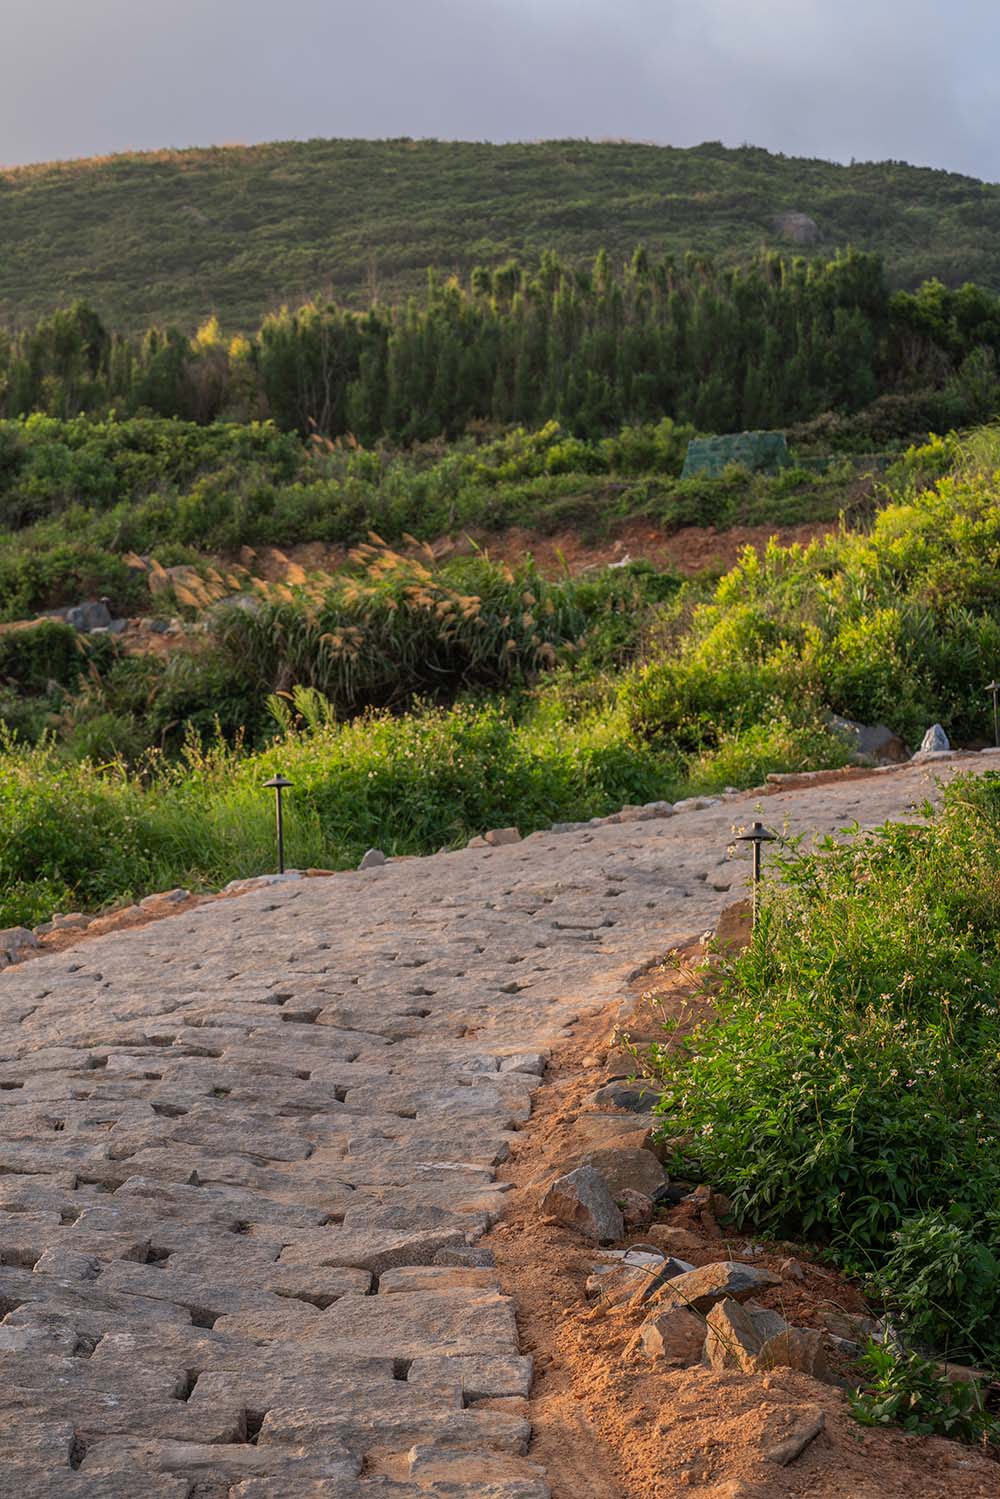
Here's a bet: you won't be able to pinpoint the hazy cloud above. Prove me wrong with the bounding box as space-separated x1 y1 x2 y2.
2 0 998 179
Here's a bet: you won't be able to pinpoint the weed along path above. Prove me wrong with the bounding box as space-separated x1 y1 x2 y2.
0 753 994 1497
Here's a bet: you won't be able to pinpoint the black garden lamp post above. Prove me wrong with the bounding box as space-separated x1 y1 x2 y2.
736 821 776 926
264 773 293 874
987 681 1000 749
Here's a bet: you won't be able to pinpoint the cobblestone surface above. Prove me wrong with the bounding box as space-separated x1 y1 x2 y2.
0 755 986 1496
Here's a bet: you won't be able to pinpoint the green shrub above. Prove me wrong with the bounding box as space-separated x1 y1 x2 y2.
849 1343 999 1446
648 773 1000 1367
0 620 83 691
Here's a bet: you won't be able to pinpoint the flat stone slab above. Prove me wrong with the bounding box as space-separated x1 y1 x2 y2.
0 753 985 1494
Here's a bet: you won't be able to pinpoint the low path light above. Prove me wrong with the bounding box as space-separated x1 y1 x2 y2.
736 821 776 926
987 681 1000 748
264 773 293 874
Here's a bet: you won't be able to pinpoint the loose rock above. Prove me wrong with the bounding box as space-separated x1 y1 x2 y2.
634 1305 706 1364
576 1146 666 1198
540 1166 624 1242
645 1261 782 1315
919 723 950 753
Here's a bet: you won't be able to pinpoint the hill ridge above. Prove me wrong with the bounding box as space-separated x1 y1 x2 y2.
3 136 1000 332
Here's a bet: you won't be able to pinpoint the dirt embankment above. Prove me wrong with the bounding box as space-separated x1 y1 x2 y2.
489 920 999 1499
247 516 837 586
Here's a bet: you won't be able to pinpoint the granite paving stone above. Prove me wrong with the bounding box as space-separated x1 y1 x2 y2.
0 755 983 1494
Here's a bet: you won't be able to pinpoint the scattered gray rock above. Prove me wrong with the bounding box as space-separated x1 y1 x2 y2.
628 1255 699 1309
549 820 590 834
66 600 112 633
616 805 659 824
762 1405 826 1466
617 1188 654 1231
920 723 950 753
358 848 387 870
827 714 908 764
33 912 90 936
540 1165 624 1242
0 927 39 957
671 796 720 814
576 1146 667 1198
590 1080 659 1113
484 827 521 847
138 889 189 910
703 1297 833 1383
635 1305 707 1363
649 1260 782 1316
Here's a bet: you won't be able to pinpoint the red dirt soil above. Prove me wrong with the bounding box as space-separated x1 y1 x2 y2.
239 516 837 586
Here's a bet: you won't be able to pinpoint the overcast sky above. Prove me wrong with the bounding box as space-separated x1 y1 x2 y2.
2 0 998 180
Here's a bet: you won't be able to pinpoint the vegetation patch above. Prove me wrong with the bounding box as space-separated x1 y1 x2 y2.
648 772 1000 1372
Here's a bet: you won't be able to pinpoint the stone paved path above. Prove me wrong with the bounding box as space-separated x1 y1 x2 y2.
0 754 991 1497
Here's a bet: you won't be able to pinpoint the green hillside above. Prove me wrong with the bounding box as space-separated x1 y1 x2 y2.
3 137 1000 333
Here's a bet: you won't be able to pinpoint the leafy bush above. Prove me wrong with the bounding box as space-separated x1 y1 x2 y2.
623 445 1000 750
648 773 1000 1367
849 1342 999 1447
0 620 84 691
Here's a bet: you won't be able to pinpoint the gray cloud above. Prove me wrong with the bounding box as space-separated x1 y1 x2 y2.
1 0 998 179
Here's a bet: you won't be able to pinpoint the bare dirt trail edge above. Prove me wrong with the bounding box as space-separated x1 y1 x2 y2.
0 754 990 1497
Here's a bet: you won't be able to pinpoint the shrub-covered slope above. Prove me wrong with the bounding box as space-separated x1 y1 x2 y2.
3 427 1000 927
3 138 1000 331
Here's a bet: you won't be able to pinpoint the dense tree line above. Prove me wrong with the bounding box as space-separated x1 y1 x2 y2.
2 248 999 442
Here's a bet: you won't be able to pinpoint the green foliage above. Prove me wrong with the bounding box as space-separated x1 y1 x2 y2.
622 445 1000 750
0 620 83 691
2 249 997 445
849 1342 999 1447
648 773 1000 1367
3 139 1000 334
0 697 678 928
213 546 671 712
0 411 860 620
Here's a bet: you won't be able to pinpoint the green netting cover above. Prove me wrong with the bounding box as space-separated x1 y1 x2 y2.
681 431 790 479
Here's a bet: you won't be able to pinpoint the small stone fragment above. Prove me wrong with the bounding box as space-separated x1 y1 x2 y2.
139 888 190 910
484 827 521 846
617 1188 654 1231
540 1166 624 1242
358 848 387 869
761 1405 826 1466
0 927 38 955
920 723 950 753
635 1305 706 1363
577 1146 667 1197
589 1080 659 1113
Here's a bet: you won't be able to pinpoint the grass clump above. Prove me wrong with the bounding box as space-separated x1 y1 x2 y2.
648 772 1000 1370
